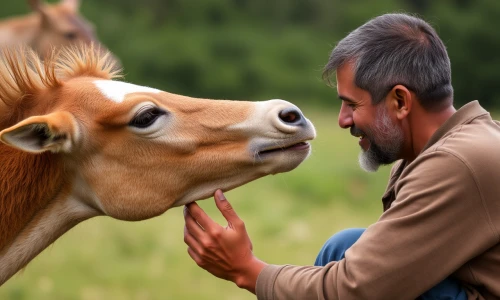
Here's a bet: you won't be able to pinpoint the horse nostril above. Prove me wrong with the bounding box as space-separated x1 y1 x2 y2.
279 108 302 125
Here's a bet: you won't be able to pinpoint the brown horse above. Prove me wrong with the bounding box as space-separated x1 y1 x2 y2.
0 45 316 285
0 0 110 58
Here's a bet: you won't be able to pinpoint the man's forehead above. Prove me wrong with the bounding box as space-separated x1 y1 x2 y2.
336 66 355 100
336 63 355 84
335 63 372 105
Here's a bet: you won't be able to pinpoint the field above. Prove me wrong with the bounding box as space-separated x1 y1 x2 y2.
0 108 391 300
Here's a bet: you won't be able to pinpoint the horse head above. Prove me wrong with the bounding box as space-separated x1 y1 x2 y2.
0 45 315 284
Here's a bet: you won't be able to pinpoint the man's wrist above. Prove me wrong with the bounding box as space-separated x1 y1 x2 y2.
234 257 268 294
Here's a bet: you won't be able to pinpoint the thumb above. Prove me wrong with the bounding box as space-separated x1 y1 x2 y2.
214 189 240 224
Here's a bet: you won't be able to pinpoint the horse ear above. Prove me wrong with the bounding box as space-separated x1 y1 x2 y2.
61 0 80 12
0 111 79 154
28 0 51 28
28 0 44 12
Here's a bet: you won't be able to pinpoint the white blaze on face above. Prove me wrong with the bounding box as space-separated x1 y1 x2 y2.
93 80 161 103
0 28 13 43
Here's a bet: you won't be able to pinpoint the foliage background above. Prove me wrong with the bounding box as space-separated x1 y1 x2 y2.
1 0 499 109
0 0 499 299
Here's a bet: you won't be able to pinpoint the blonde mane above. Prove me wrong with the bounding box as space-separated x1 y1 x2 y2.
0 44 121 128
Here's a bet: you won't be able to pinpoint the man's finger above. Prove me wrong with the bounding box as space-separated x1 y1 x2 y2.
184 208 206 242
185 202 216 230
187 246 204 267
184 226 204 254
214 189 241 225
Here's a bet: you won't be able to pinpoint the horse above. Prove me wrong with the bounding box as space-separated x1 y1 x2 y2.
0 45 316 285
0 0 112 58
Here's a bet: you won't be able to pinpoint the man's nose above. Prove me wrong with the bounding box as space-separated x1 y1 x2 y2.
338 102 353 129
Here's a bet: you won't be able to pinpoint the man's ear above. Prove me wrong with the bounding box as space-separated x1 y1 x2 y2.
0 111 79 154
388 84 412 120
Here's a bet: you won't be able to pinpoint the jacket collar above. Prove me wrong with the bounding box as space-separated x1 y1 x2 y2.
421 100 489 153
382 101 489 211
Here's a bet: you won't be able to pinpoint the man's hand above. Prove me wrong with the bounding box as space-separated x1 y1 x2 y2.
183 189 268 293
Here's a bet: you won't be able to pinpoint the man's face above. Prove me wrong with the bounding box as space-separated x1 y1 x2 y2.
336 63 404 172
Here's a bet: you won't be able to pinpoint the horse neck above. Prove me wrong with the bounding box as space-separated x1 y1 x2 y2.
0 144 97 285
0 13 39 45
0 145 65 251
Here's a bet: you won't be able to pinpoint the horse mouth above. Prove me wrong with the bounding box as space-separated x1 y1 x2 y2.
258 141 311 156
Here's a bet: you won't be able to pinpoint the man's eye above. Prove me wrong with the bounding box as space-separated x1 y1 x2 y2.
129 107 166 128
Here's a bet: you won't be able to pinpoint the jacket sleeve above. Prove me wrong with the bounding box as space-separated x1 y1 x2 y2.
256 151 499 300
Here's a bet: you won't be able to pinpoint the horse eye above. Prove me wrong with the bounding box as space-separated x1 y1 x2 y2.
64 32 77 40
129 107 166 128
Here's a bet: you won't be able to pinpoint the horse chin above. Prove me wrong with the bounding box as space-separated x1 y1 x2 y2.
171 180 256 207
263 146 312 174
171 147 312 208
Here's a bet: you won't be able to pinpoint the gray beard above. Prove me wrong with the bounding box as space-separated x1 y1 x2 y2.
359 107 404 172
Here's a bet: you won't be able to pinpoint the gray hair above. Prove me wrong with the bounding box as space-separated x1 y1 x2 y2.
323 13 453 110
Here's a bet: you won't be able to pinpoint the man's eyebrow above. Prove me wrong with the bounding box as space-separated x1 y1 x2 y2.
338 95 356 103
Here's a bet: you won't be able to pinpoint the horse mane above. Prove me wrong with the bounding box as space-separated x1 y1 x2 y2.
0 43 121 129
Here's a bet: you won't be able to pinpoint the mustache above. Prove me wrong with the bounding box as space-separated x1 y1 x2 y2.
350 125 366 137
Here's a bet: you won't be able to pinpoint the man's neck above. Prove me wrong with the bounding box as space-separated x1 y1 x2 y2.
406 104 456 161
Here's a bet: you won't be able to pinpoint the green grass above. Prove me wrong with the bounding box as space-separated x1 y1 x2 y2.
0 108 391 300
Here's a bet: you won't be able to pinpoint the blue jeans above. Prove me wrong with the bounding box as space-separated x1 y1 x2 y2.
315 228 467 300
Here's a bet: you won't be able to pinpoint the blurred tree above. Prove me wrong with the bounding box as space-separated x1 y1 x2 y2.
406 0 430 12
1 0 499 109
416 0 500 107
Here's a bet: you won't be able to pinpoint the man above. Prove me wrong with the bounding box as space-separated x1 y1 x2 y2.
183 13 500 299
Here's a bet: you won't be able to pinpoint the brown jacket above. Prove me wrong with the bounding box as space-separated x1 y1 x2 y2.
256 101 500 300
